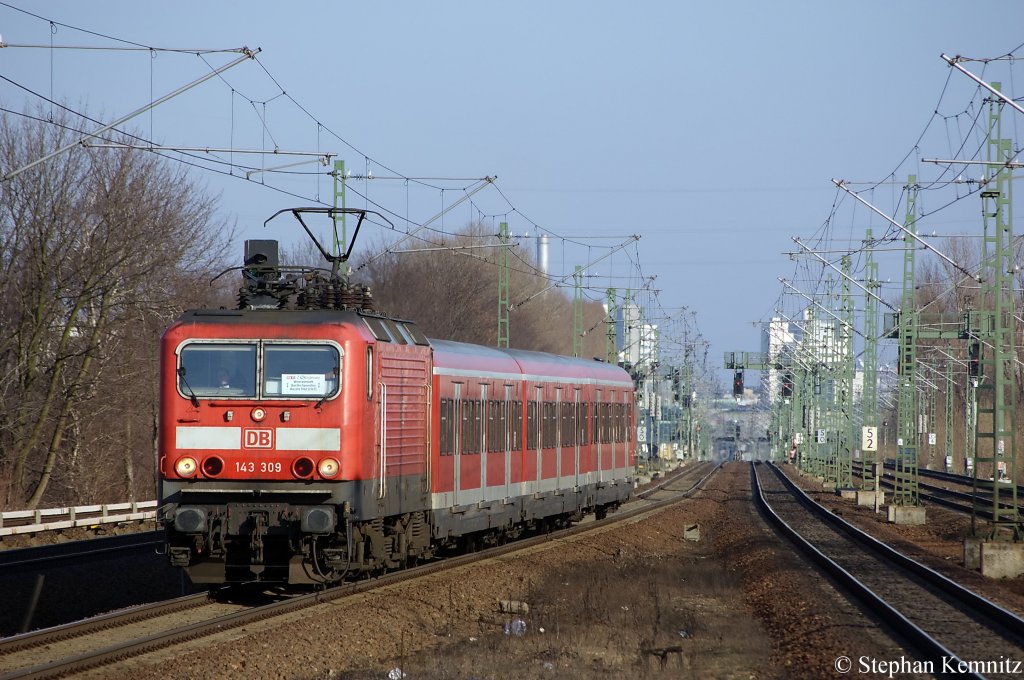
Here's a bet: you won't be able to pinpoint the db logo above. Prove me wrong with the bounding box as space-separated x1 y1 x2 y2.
243 429 274 449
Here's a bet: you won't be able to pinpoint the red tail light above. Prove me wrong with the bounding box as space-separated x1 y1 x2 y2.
292 457 315 479
202 456 224 477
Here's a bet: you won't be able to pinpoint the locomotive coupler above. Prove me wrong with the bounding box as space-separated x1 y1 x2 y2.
250 512 267 572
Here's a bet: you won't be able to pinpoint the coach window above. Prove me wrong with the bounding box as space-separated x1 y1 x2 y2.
180 343 257 398
472 400 482 454
580 402 588 445
440 399 452 455
263 344 341 398
460 400 472 454
491 401 500 452
616 403 625 442
527 401 537 450
598 401 606 444
544 402 557 448
566 396 574 447
513 401 523 450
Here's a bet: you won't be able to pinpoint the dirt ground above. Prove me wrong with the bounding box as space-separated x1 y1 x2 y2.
95 462 913 680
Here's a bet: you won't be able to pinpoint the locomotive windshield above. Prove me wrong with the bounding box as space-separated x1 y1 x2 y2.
180 344 257 397
178 342 341 400
264 344 340 397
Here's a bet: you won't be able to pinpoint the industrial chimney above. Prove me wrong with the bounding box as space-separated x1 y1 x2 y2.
536 233 549 274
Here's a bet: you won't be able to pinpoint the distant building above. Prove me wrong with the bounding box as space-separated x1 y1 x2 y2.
762 311 852 407
617 302 658 371
762 316 799 405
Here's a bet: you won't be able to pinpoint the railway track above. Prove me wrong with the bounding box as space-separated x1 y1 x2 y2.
753 462 1024 679
852 461 1016 519
0 461 718 679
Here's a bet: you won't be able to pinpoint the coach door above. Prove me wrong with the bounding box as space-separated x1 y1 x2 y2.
557 385 565 485
504 384 513 500
452 383 462 506
573 387 581 490
533 385 543 494
479 383 488 494
595 389 603 483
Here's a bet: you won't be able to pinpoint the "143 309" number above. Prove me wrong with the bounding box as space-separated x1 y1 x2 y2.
234 461 283 473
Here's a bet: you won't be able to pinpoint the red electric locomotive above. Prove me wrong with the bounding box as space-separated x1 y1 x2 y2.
158 208 635 585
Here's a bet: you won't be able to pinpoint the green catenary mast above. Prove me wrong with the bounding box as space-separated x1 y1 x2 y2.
893 175 920 507
973 84 1020 540
497 221 510 348
861 228 880 491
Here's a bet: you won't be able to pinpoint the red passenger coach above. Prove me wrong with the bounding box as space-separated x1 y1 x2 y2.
429 341 635 538
158 208 635 585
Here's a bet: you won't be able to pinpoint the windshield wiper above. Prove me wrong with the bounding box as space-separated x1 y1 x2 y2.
177 367 200 408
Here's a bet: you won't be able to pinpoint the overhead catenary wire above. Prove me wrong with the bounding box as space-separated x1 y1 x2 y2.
1 47 259 182
0 3 705 359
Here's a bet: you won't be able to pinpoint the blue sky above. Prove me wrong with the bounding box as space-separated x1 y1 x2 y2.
2 2 1021 390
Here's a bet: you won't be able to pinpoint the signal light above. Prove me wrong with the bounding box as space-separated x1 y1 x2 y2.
732 370 744 397
781 372 793 398
968 341 981 377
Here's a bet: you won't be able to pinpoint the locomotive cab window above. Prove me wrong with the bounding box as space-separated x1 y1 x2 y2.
177 341 340 400
264 344 341 398
179 344 257 397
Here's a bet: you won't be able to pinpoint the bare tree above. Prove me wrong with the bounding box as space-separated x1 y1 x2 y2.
354 223 609 356
0 109 233 508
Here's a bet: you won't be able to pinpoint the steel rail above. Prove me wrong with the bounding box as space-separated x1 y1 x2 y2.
0 592 212 656
851 462 1015 518
2 462 719 679
766 463 1023 629
878 462 1024 498
753 462 1024 677
752 463 975 677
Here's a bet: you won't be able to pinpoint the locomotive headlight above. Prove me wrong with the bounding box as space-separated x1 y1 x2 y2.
251 407 267 422
175 456 198 478
318 457 340 479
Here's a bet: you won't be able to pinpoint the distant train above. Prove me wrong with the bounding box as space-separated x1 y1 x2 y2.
158 208 636 584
